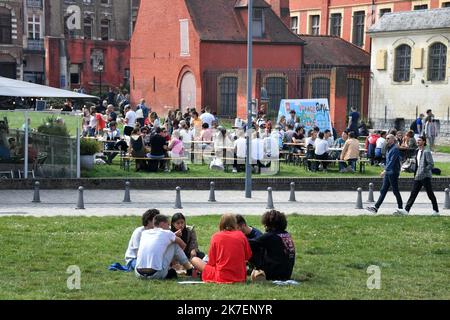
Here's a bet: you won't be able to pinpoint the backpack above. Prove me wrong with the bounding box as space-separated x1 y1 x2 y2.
410 120 418 133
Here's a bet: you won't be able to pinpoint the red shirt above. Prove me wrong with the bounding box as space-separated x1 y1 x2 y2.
202 230 252 284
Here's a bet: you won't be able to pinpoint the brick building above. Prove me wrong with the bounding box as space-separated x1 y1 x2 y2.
44 0 140 94
130 0 370 133
0 0 23 80
289 0 450 53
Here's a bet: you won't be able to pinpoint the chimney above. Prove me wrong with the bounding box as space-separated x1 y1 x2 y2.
267 0 291 29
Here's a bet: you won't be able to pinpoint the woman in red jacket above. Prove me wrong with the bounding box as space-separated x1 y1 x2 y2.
191 213 252 284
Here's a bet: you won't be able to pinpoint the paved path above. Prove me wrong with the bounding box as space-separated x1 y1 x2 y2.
0 189 448 217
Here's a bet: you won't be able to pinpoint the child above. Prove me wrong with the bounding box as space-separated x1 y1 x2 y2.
170 213 204 259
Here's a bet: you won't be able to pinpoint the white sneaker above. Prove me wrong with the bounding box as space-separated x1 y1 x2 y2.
232 168 238 173
432 210 440 216
394 209 409 216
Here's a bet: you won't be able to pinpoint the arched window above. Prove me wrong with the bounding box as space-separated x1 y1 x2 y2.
311 77 330 101
428 42 447 81
265 76 286 118
0 7 12 44
219 76 237 117
394 44 411 82
347 78 361 114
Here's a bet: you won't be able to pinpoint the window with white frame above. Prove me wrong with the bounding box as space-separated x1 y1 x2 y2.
428 42 447 81
352 11 365 47
442 1 450 7
379 8 391 18
290 16 298 34
28 14 41 40
0 7 11 44
413 4 428 10
394 44 411 82
180 19 189 56
310 15 320 35
330 13 341 36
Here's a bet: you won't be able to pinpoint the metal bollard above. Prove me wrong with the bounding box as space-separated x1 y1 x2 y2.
208 182 216 202
355 187 363 209
32 181 41 203
76 186 85 210
174 186 183 209
445 188 449 210
368 183 375 203
266 187 275 209
123 181 131 203
289 182 296 202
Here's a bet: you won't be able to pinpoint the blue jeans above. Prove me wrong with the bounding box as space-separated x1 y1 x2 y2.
375 173 403 209
339 159 357 171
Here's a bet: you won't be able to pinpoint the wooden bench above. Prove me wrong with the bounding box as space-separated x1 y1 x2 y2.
121 156 188 172
306 159 370 173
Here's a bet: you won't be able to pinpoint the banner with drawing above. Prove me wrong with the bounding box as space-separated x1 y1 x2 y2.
277 99 332 133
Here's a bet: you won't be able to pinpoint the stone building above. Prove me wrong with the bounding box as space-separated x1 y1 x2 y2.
0 0 23 80
368 8 450 140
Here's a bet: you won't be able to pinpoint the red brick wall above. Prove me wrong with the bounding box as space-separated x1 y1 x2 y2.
66 39 130 93
290 0 444 53
130 0 201 116
44 37 61 88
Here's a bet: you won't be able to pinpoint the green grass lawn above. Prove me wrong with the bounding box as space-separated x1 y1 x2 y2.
83 160 450 178
0 215 448 300
0 110 82 137
436 145 450 154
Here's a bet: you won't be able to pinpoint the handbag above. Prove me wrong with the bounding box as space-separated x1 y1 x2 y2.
209 157 224 171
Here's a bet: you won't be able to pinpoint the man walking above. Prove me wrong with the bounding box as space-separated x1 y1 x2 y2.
397 136 439 216
366 134 403 214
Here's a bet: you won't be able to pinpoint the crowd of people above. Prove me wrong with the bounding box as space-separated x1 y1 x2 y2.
122 209 296 283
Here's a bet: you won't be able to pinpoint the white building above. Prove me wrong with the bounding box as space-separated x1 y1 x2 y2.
368 8 450 139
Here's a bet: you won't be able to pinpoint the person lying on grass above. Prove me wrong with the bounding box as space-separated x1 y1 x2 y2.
248 210 296 281
191 213 252 284
135 214 194 280
124 208 160 270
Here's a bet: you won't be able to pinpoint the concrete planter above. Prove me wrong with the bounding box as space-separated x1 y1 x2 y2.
80 155 95 170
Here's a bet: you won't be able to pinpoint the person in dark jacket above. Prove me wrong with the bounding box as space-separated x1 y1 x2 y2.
248 210 296 281
366 134 404 214
396 136 439 215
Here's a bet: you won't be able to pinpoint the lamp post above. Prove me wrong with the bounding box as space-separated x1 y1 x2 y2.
245 0 253 198
98 61 104 98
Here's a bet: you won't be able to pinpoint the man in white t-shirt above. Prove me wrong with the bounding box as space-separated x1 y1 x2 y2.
314 132 330 171
124 104 137 136
135 215 194 280
200 107 215 128
233 130 247 172
124 209 160 270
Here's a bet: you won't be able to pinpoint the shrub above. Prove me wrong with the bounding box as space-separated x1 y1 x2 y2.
80 138 101 155
37 116 70 137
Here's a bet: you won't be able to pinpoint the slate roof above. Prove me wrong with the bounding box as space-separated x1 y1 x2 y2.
368 7 450 34
299 35 370 67
185 0 304 44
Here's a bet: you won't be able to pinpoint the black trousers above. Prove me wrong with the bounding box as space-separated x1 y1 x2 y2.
405 177 439 212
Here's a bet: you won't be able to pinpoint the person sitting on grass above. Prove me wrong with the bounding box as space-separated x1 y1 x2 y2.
135 214 194 280
191 213 252 284
236 214 262 240
124 209 160 270
171 212 205 259
248 210 296 281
